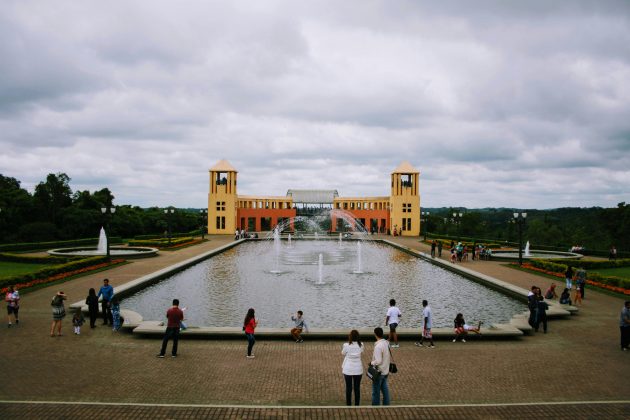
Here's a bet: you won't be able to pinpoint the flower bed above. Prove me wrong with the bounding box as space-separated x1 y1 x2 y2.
127 237 194 247
514 262 630 295
0 259 125 294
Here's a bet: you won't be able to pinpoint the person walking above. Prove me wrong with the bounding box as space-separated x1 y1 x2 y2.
72 308 85 335
341 329 364 406
576 267 587 299
5 285 19 327
437 241 443 258
97 278 114 325
385 299 401 348
415 300 435 348
50 291 67 337
430 240 436 258
244 308 258 358
370 327 391 405
290 310 308 343
85 288 99 328
620 301 630 351
157 299 184 358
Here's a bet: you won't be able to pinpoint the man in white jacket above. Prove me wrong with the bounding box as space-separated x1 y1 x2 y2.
370 327 391 405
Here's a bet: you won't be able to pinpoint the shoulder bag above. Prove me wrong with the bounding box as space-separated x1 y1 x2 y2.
366 364 381 382
388 346 398 374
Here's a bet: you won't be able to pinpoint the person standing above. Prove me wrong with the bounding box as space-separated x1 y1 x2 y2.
157 299 184 358
565 266 574 290
437 241 443 258
341 329 364 406
620 301 630 351
609 246 617 260
290 310 308 343
111 298 121 331
576 267 587 299
50 291 67 337
430 240 436 258
85 288 99 328
5 286 19 327
370 327 391 406
97 278 114 325
415 300 435 348
244 308 258 358
534 289 548 333
385 299 401 348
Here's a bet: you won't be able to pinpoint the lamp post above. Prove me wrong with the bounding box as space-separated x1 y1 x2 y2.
199 209 207 239
100 206 116 259
513 212 527 265
421 211 430 240
164 208 175 245
452 212 463 241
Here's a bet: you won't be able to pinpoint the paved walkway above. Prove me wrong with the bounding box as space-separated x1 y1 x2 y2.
1 235 628 419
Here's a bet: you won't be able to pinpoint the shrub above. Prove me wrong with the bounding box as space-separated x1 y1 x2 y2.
0 237 123 253
127 237 194 247
0 253 70 264
0 256 110 289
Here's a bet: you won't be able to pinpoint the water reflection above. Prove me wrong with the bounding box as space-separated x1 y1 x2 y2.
122 241 524 328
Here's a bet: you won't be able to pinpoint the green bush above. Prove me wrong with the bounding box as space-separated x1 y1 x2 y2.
0 253 70 264
127 237 194 247
0 237 123 252
0 256 110 289
133 232 197 240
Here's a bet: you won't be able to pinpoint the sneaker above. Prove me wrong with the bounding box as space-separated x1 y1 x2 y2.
392 344 399 348
171 355 177 358
414 342 423 347
452 339 456 343
246 355 255 359
298 339 304 343
428 344 435 348
15 319 19 324
461 339 466 343
8 323 11 328
157 354 165 358
295 340 300 343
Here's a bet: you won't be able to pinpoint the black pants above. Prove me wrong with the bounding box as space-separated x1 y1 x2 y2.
621 326 630 350
88 308 98 328
101 300 112 324
160 327 180 356
344 374 362 406
535 314 547 333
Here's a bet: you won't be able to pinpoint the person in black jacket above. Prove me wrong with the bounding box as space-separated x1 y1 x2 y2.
85 288 99 328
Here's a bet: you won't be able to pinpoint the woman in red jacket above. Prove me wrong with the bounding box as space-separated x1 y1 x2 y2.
244 308 258 358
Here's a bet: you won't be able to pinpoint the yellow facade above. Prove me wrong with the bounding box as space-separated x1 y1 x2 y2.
389 161 421 236
207 160 238 235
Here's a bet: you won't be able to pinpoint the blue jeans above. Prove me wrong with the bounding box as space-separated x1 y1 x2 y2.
246 333 255 356
371 374 390 405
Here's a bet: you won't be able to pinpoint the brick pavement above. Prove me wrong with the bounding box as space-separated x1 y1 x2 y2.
0 235 628 417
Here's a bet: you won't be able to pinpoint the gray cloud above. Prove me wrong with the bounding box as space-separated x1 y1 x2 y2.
0 0 629 209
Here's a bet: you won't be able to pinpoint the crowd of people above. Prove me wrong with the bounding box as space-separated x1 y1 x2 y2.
429 240 493 262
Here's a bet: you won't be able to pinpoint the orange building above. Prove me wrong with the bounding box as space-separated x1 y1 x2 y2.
207 160 421 236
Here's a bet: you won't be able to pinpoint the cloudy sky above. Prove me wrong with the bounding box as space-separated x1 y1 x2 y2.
1 1 629 209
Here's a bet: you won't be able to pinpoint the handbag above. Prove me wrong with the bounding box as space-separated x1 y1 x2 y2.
366 364 381 382
388 346 398 374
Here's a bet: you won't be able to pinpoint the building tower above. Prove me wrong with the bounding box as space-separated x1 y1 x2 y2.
389 162 420 236
208 159 238 235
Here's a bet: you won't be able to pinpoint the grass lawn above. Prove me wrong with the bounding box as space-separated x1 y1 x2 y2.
0 261 51 277
590 266 630 279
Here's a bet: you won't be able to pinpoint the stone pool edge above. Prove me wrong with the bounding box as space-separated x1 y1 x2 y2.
70 238 578 339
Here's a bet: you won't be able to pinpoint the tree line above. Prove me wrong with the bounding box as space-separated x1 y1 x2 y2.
0 173 204 243
423 205 629 255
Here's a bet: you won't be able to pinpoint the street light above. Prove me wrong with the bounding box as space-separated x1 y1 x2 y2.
513 212 528 265
100 206 116 259
421 211 430 240
199 209 208 239
453 212 463 241
164 208 175 245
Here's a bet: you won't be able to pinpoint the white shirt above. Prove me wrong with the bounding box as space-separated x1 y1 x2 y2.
386 306 401 325
341 342 364 375
422 306 433 329
371 338 391 375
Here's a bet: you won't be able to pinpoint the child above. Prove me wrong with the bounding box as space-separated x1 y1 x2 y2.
453 313 482 343
111 298 121 331
180 306 188 331
573 285 583 306
72 309 85 335
290 310 309 343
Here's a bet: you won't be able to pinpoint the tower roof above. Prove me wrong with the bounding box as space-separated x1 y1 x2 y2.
392 161 419 174
210 159 238 172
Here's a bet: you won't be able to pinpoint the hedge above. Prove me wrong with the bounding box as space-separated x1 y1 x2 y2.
525 259 630 293
427 238 502 249
0 256 110 289
133 232 198 240
0 237 123 253
127 237 194 247
0 253 70 264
